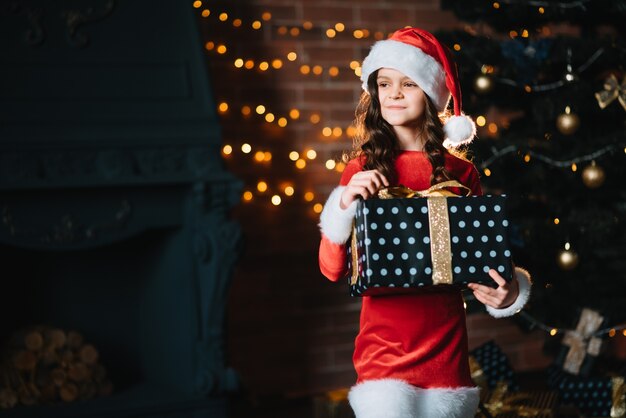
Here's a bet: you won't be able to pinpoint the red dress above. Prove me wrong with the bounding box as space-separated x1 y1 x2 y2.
319 150 482 389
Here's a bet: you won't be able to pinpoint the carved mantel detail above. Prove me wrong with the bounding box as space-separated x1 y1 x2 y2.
2 0 116 47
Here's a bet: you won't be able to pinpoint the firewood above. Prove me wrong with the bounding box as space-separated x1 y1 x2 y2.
50 368 66 387
79 345 98 365
40 348 59 366
24 331 43 352
35 368 51 389
0 388 18 409
17 386 37 406
59 349 74 367
44 329 66 350
39 384 57 403
1 326 112 409
67 362 90 382
13 351 37 371
4 367 22 391
66 332 83 350
59 383 78 402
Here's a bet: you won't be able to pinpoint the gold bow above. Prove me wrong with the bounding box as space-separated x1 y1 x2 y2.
377 180 471 199
484 382 553 417
380 180 470 285
595 74 626 111
469 355 488 390
561 308 604 375
612 377 625 418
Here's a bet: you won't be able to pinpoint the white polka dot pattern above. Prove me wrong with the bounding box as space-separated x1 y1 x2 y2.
348 195 514 297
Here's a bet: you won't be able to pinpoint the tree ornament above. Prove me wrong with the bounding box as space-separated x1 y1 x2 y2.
474 74 494 94
563 48 579 83
556 106 580 135
557 243 579 270
581 161 606 188
595 73 626 111
563 70 578 83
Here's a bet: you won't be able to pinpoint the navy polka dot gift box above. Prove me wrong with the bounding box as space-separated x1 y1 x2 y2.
347 194 514 296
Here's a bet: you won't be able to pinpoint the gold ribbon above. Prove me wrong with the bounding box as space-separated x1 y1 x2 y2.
428 197 452 284
379 180 470 286
469 355 488 390
377 180 471 199
350 226 359 286
612 377 626 418
595 74 626 111
561 308 604 375
484 382 554 417
350 180 470 287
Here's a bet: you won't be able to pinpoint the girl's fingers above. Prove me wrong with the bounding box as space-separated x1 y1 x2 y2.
473 287 506 306
488 269 507 287
472 291 493 306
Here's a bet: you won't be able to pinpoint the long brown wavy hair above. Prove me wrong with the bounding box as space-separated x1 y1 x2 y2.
345 70 465 186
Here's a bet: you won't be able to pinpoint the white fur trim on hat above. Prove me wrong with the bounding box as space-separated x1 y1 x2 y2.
360 39 450 112
348 379 480 418
486 267 532 318
443 114 477 148
318 186 357 245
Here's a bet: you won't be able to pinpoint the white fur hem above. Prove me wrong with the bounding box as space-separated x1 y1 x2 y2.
348 379 480 418
486 267 532 318
319 186 357 245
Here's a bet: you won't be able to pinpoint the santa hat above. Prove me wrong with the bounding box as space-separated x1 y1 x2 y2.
360 27 476 148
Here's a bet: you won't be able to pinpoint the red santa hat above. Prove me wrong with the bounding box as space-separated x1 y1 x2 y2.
360 27 476 148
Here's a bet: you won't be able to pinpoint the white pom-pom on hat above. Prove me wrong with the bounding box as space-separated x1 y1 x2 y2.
360 27 476 147
443 114 476 148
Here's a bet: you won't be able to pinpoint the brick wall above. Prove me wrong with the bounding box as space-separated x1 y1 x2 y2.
198 0 553 397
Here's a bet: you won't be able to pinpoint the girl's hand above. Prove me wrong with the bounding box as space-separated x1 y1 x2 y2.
467 269 519 309
340 170 389 209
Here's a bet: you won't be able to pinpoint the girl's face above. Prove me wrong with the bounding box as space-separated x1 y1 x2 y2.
376 68 426 129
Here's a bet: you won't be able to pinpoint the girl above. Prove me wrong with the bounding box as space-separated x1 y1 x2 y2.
318 28 532 418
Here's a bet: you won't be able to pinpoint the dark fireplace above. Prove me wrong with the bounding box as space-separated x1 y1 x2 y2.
0 1 241 417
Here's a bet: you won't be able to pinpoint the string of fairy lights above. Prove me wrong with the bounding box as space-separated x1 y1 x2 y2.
196 0 624 217
479 143 625 169
464 293 626 339
516 311 626 339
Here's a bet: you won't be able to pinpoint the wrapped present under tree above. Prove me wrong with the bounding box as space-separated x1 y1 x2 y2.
470 340 518 391
547 366 625 418
555 308 608 377
476 381 559 418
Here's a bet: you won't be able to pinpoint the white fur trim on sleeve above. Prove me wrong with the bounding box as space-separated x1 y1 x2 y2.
348 378 480 418
486 267 532 318
319 186 357 245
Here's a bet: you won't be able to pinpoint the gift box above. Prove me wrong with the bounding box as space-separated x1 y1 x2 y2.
476 382 559 418
547 366 625 417
470 340 518 391
347 187 514 296
554 307 608 377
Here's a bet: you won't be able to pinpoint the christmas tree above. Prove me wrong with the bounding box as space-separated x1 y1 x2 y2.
438 1 626 336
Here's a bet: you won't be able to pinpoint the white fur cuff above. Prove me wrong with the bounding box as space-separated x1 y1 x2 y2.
486 267 532 318
319 186 357 244
348 379 480 418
